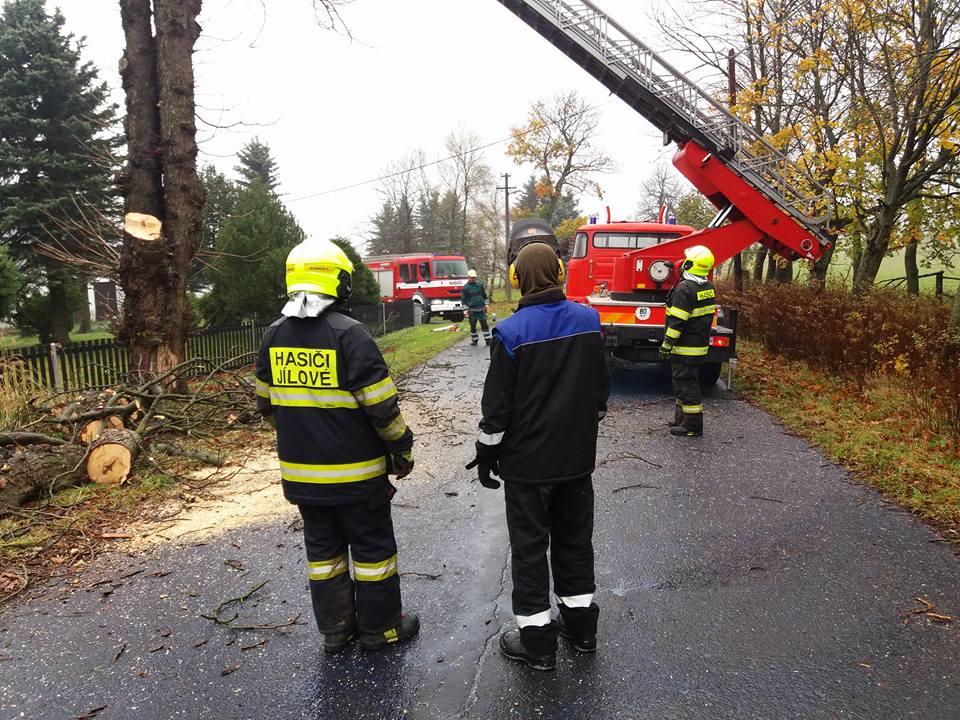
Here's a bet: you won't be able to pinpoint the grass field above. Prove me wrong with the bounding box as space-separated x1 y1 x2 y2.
0 328 114 351
791 246 960 294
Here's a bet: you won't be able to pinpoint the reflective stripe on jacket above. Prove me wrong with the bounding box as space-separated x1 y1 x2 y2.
663 278 716 365
256 309 413 506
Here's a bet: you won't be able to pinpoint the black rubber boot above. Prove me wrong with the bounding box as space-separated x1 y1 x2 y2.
556 614 597 653
323 626 357 655
498 630 556 671
358 613 420 651
670 419 702 437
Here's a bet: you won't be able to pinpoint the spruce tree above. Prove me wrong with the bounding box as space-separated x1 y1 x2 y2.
0 0 119 343
331 236 380 306
200 179 304 324
192 164 239 291
0 244 21 320
235 137 279 191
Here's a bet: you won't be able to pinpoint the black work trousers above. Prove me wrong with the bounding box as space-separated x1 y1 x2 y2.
298 485 401 635
671 361 703 432
504 475 599 656
468 311 490 342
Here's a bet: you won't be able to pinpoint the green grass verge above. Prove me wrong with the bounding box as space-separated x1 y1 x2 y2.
377 323 472 377
0 329 114 350
734 339 960 539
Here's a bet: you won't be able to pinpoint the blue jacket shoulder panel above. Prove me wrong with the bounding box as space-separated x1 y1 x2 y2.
494 301 600 358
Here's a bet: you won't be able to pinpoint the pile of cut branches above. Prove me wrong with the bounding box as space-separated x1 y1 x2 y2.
0 355 262 511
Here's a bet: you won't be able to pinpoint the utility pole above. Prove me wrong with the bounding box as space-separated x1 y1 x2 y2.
728 48 744 294
497 172 515 301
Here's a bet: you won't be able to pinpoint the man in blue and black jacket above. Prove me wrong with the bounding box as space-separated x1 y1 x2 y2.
468 241 610 671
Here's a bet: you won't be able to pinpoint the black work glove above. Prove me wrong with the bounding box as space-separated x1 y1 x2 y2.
389 450 414 480
658 343 673 361
466 440 501 489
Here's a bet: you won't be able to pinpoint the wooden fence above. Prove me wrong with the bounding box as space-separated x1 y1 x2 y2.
876 270 959 298
0 301 415 392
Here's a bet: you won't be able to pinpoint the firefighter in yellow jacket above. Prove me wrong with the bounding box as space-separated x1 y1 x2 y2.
256 239 419 654
660 245 717 437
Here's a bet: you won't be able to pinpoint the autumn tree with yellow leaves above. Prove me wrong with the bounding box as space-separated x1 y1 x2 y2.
656 0 960 291
506 91 614 225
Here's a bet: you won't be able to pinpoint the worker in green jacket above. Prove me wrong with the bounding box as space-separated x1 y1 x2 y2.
461 269 491 346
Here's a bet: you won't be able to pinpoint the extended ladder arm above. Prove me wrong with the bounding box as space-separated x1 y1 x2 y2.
495 0 834 260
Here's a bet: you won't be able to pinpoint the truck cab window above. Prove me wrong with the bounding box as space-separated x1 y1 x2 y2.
572 232 588 258
399 264 410 283
419 261 432 281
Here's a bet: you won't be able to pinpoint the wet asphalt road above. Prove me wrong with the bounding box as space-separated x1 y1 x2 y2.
2 339 959 720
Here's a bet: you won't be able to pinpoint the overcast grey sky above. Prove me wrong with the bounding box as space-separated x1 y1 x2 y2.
56 0 703 249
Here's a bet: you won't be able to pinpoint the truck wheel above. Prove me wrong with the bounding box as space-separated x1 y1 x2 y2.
699 362 722 390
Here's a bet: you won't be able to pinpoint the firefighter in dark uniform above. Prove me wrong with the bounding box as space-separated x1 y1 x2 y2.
467 240 610 671
660 245 717 437
461 269 491 345
256 239 419 654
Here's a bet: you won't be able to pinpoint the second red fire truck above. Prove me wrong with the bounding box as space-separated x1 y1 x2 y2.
364 253 470 323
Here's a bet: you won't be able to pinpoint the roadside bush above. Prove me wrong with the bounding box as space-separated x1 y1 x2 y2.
724 280 959 440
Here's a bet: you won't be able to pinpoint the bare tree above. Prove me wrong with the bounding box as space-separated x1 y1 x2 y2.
442 127 493 257
376 151 423 255
635 163 684 220
507 91 615 224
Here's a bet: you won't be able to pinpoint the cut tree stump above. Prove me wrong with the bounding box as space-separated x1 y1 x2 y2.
86 429 140 485
0 444 87 508
79 416 125 444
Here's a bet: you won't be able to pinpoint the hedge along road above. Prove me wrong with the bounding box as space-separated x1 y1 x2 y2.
2 339 959 720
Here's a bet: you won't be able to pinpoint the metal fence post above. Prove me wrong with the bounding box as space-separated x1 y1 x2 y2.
49 343 64 392
381 303 387 336
250 313 258 352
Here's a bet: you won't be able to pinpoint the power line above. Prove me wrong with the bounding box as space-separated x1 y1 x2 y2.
285 98 615 204
286 134 516 203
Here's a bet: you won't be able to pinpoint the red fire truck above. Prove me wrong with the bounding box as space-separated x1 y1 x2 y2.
499 0 835 387
564 218 735 387
364 253 470 322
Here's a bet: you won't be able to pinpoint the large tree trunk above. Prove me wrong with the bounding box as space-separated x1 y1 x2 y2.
904 238 920 295
854 206 897 292
0 444 87 508
809 245 835 284
116 0 204 381
775 259 794 283
47 278 71 345
153 0 205 375
765 251 777 282
78 284 92 333
733 252 744 293
944 289 960 360
753 246 768 284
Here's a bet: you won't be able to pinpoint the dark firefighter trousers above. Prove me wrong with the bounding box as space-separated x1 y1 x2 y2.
298 486 401 635
468 311 491 343
671 361 704 432
504 476 599 656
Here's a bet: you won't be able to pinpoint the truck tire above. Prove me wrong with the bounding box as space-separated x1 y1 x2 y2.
699 362 722 390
